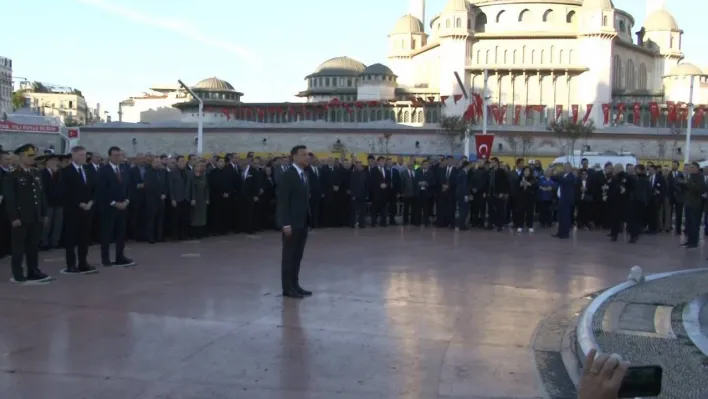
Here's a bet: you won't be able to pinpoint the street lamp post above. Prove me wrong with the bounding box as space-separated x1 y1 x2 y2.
177 79 203 155
684 74 696 164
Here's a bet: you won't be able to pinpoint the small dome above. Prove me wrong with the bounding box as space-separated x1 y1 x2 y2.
309 56 366 77
644 9 679 31
582 0 614 8
193 77 235 91
391 14 424 34
363 63 396 76
443 0 468 12
667 62 703 77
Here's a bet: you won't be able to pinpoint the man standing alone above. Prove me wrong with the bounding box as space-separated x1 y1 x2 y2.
276 145 312 299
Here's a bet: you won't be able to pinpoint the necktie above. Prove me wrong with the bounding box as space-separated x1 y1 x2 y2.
115 167 121 182
300 172 306 183
79 167 85 183
314 167 318 176
446 167 450 179
409 170 413 179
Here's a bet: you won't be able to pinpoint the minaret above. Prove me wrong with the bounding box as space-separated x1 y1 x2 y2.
410 0 425 28
646 0 665 14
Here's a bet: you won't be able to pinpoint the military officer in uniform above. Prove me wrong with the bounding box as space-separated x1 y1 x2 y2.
2 144 53 284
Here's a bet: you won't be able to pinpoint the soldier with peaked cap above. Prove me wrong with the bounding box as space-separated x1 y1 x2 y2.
2 144 53 284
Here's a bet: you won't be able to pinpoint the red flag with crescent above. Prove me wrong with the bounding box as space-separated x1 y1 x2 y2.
474 134 495 159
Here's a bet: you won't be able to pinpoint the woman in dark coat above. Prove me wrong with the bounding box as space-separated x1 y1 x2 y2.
516 166 538 232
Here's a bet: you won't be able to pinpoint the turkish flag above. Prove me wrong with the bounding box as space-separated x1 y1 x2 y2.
513 105 522 125
648 101 659 124
632 102 641 125
555 104 563 121
582 104 593 124
68 129 79 139
601 104 610 125
693 106 705 127
667 101 677 123
571 104 579 123
222 108 231 120
474 134 495 159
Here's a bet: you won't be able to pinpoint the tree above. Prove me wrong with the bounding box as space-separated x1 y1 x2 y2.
521 135 537 158
438 115 468 155
656 140 667 164
669 128 681 161
506 135 519 157
549 120 595 157
11 90 27 109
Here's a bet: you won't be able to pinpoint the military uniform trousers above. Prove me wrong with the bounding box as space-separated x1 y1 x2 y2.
11 221 42 280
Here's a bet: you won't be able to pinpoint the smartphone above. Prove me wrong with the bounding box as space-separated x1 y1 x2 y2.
618 365 663 398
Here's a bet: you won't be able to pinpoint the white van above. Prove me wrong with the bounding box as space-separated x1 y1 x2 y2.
552 151 638 169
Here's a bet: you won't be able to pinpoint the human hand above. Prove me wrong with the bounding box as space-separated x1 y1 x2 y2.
223 193 229 198
11 219 21 228
79 202 88 210
577 349 629 399
253 196 259 202
160 194 166 200
191 200 196 206
333 185 339 191
171 200 177 207
137 183 144 189
282 226 292 237
43 216 49 224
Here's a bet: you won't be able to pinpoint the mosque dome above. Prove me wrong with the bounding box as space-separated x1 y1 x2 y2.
443 0 468 12
363 63 396 76
193 77 235 91
308 56 366 78
391 14 424 35
582 0 614 8
667 62 704 77
643 9 679 31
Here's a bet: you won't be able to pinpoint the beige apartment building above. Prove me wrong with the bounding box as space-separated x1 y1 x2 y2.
19 81 88 125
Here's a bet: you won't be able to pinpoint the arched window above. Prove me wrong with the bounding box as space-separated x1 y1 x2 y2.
412 111 418 123
495 46 499 63
602 15 608 26
549 45 554 63
625 59 636 91
476 50 481 62
496 10 505 23
618 20 625 32
612 55 623 89
566 11 575 23
456 17 462 28
404 111 410 123
531 49 536 64
559 49 564 64
485 49 490 63
417 110 424 123
397 111 403 123
503 50 508 64
475 13 487 32
513 49 518 64
540 49 545 64
522 45 527 63
568 49 574 64
519 9 530 22
639 63 648 90
543 9 553 22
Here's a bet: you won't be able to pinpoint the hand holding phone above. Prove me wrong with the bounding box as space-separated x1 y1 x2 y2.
578 349 662 399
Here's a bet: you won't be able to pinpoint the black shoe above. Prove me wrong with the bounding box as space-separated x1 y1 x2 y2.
78 265 99 274
610 236 618 242
9 276 27 284
102 261 113 268
26 271 53 284
61 267 82 275
115 257 136 267
282 290 304 299
296 286 313 296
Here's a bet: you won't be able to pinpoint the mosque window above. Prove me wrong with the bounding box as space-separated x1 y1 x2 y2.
542 9 553 22
566 11 575 24
559 49 564 64
325 78 330 87
612 55 623 89
475 13 487 32
602 15 608 26
568 49 574 63
347 79 352 87
404 111 410 123
513 50 518 64
456 18 461 28
495 10 505 23
468 19 471 29
639 63 648 90
618 20 625 32
412 111 418 123
518 9 530 23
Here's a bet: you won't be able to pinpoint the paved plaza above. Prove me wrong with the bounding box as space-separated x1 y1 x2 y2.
0 227 706 399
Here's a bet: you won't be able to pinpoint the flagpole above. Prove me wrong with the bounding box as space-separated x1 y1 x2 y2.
684 74 695 164
482 69 489 135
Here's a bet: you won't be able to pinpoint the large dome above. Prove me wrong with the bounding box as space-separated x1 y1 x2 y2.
644 9 679 31
443 0 468 12
582 0 614 8
363 63 396 76
667 62 703 77
309 56 366 78
391 14 424 35
193 77 235 91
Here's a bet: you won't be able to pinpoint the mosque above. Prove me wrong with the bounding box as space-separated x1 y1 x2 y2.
29 0 708 158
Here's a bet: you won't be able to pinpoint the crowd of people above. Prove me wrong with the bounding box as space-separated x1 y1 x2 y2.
1 141 707 285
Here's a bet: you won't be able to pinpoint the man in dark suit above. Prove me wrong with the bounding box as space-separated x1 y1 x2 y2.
276 145 312 299
436 156 457 228
97 146 135 267
128 155 148 241
399 162 416 225
552 162 576 239
84 152 103 243
61 146 98 274
455 161 472 230
143 156 167 243
667 160 684 234
168 155 192 240
646 164 665 234
414 159 436 226
240 156 261 235
40 154 63 250
349 160 368 228
306 156 323 228
369 156 391 227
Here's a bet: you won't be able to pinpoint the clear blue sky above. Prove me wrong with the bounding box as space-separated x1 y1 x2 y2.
4 0 704 118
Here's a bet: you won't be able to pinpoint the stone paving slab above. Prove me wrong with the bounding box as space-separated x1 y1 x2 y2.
590 271 708 399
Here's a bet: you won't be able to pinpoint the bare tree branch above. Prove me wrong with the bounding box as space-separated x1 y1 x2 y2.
438 115 469 155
